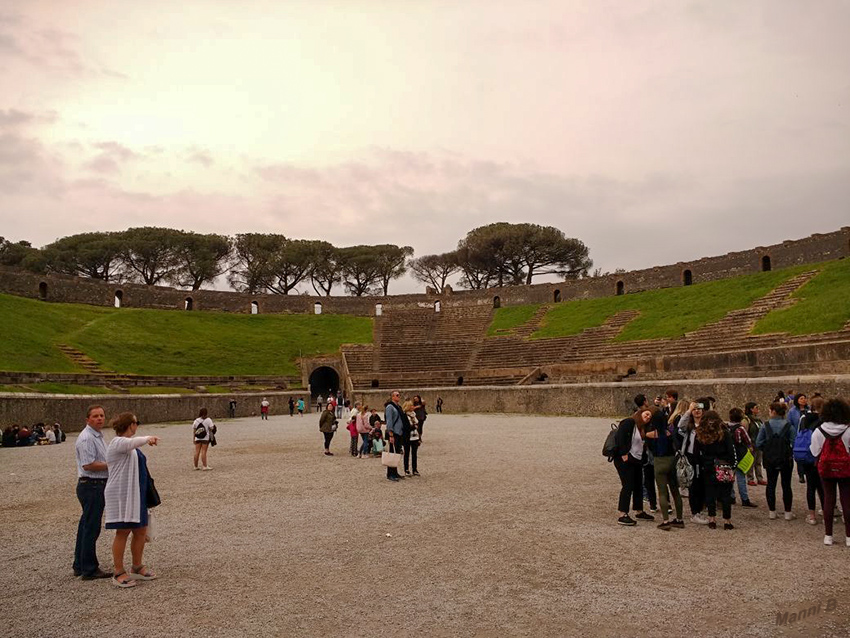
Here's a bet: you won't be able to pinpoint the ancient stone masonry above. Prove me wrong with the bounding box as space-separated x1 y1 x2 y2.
0 228 847 313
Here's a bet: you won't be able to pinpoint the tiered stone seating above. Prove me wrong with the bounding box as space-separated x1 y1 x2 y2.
346 270 850 389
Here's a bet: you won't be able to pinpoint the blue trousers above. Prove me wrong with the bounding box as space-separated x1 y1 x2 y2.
73 481 105 576
735 469 750 502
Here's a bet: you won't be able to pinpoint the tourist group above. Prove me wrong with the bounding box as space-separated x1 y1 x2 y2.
607 389 850 547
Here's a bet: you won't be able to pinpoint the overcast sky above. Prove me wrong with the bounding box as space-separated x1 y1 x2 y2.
1 0 848 294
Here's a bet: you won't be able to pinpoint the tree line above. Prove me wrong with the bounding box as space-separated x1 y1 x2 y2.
0 223 591 295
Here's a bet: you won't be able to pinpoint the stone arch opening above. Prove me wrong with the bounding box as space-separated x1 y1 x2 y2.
434 300 441 313
553 289 561 303
184 296 193 310
456 376 464 386
761 255 772 272
375 303 383 316
251 301 259 314
114 290 123 308
683 270 693 286
371 379 380 388
616 281 624 296
309 366 340 399
493 296 501 309
314 301 323 315
38 281 47 300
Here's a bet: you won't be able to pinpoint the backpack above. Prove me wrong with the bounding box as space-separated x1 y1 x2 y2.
762 422 791 468
729 424 750 462
193 420 207 439
793 427 816 465
602 423 618 462
675 451 694 488
816 426 850 480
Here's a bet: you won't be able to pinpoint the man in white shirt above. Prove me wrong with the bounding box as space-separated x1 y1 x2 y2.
73 405 111 580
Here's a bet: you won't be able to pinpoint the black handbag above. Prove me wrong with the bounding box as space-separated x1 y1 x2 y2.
146 474 162 509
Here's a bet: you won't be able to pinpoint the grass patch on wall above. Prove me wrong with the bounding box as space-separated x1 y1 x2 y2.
753 259 850 335
487 304 541 336
533 264 811 341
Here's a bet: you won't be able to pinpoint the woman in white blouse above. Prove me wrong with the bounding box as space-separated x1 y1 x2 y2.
104 412 159 588
192 408 215 470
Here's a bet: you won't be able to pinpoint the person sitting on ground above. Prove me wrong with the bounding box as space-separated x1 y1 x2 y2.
33 423 48 445
809 398 850 547
728 407 757 508
798 396 825 526
756 401 796 521
695 410 737 530
45 425 56 444
613 408 655 526
17 425 32 446
2 426 16 447
53 423 65 444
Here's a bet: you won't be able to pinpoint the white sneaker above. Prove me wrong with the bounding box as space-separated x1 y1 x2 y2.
202 466 213 471
769 511 777 520
691 513 709 525
846 538 850 547
784 512 796 521
824 535 833 546
817 509 823 516
650 508 659 514
806 515 817 525
193 466 200 471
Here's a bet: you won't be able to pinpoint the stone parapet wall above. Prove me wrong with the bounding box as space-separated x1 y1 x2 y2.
355 375 850 420
2 227 847 313
0 391 307 432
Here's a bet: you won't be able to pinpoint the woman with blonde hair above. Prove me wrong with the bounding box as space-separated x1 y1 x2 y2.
668 400 688 428
694 410 737 530
104 412 160 587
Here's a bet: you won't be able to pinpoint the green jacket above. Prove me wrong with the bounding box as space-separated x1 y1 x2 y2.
319 409 337 433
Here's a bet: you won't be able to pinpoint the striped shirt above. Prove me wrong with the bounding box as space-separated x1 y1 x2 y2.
75 425 108 479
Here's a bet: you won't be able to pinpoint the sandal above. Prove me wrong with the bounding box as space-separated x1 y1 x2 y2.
130 565 157 580
112 571 137 588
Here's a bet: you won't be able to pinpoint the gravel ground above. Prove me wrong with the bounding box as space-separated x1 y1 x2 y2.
1 413 849 638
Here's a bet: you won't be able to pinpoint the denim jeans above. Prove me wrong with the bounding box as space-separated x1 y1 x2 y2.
360 433 371 456
735 469 749 502
73 480 105 576
765 462 793 512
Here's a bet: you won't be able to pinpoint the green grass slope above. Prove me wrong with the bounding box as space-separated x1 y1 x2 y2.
532 264 811 341
0 294 111 372
487 304 540 336
0 293 372 375
753 259 850 335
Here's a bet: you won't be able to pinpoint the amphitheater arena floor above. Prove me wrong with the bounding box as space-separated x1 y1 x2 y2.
1 413 848 638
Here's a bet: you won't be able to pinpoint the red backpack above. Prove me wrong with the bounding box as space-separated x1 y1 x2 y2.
816 426 850 480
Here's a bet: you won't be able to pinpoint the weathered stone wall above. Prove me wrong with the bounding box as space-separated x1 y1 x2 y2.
4 375 848 430
355 375 850 420
2 227 847 313
0 391 306 432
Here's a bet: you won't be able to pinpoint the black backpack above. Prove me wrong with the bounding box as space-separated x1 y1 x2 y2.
762 422 791 468
602 423 618 462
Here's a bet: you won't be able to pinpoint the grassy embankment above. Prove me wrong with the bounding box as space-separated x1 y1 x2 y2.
0 293 373 392
488 263 823 341
753 258 850 335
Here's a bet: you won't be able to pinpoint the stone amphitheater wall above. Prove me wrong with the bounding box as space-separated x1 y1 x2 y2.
1 227 847 313
8 375 847 431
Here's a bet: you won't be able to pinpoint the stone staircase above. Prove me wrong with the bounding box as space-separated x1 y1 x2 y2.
512 305 551 339
58 344 110 375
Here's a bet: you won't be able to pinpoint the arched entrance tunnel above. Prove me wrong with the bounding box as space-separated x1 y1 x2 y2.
309 366 340 399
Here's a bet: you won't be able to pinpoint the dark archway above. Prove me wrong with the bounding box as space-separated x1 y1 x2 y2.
761 255 772 272
309 366 340 399
493 296 501 309
185 296 194 310
553 289 561 303
114 290 123 308
371 379 380 388
616 281 624 296
456 376 464 386
38 281 47 300
683 270 693 286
